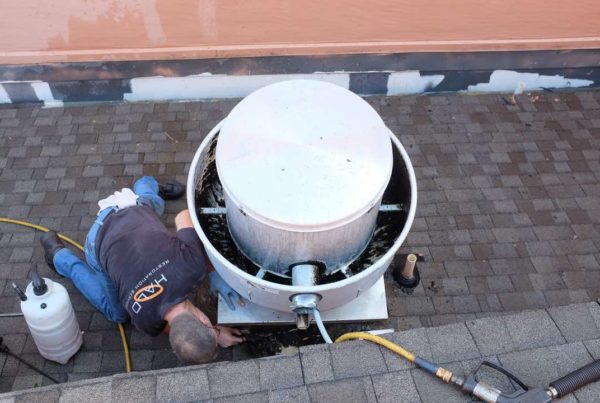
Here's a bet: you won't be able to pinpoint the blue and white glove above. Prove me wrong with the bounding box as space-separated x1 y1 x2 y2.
209 271 244 311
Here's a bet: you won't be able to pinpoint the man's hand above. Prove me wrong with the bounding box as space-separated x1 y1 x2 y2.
214 325 245 347
209 271 245 310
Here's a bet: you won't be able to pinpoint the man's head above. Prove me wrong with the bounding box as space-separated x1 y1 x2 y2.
165 301 219 365
168 312 218 364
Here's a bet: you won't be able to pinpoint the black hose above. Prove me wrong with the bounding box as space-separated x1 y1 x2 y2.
478 360 529 391
549 360 600 397
0 337 61 384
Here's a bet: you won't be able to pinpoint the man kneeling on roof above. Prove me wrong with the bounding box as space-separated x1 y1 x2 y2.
41 176 245 364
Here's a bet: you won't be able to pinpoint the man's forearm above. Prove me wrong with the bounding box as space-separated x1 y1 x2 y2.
175 209 194 231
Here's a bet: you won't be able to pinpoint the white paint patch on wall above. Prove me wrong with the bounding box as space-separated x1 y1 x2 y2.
387 71 445 95
467 70 594 93
124 73 350 102
0 84 10 104
31 81 63 107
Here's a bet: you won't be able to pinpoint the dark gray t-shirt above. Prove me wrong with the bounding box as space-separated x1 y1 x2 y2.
96 206 207 336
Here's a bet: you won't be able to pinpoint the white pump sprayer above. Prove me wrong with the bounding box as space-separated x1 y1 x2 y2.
18 266 82 364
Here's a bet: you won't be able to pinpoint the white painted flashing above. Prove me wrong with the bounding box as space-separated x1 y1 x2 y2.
467 70 593 93
0 80 63 107
387 71 445 95
0 84 10 104
31 82 63 107
0 70 595 105
124 73 350 102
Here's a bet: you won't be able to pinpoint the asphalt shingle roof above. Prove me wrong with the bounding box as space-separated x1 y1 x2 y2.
1 91 600 397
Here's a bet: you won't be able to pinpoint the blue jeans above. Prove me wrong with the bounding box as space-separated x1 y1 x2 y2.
53 176 165 323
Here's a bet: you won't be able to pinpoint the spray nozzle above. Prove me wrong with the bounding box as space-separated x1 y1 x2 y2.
31 265 48 296
12 282 27 301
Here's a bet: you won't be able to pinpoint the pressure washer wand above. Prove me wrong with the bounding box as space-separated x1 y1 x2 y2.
460 359 600 402
336 332 600 403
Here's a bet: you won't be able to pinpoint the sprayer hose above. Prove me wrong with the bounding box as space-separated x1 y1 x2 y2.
0 217 132 373
550 359 600 397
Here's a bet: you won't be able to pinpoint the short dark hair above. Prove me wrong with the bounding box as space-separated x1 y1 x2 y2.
169 313 218 364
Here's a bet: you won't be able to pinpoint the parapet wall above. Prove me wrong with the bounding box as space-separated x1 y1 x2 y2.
2 1 600 64
1 1 599 104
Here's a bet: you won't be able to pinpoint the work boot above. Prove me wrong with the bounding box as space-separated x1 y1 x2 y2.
40 230 65 273
158 179 185 200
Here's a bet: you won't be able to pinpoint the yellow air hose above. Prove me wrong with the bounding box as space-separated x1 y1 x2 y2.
336 332 458 385
0 217 132 373
336 332 416 362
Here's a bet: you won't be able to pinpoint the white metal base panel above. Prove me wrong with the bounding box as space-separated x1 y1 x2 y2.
217 276 388 325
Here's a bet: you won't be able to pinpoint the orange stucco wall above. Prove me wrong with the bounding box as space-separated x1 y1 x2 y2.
2 0 600 64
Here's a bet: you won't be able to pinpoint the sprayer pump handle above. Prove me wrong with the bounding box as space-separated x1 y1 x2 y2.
31 265 48 296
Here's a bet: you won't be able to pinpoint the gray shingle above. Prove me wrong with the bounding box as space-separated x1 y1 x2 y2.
100 351 127 373
487 275 514 293
268 386 310 403
589 302 600 329
13 388 59 403
151 349 180 371
498 342 592 387
498 291 547 311
11 375 43 392
299 344 334 384
548 304 600 342
371 370 420 403
530 256 570 273
3 93 600 396
411 365 468 403
111 374 156 402
492 227 537 243
529 273 565 290
387 296 436 316
584 339 600 359
0 335 26 355
489 258 535 275
466 316 515 356
59 381 111 403
575 381 600 403
8 248 33 263
72 352 102 373
380 328 432 371
307 378 371 403
562 272 600 290
208 360 260 398
213 392 268 403
503 310 564 350
426 323 480 363
130 350 154 372
156 368 210 402
362 376 378 403
330 338 387 379
441 277 470 295
258 355 303 391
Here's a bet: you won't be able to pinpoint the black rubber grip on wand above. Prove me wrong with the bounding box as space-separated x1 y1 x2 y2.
549 360 600 397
